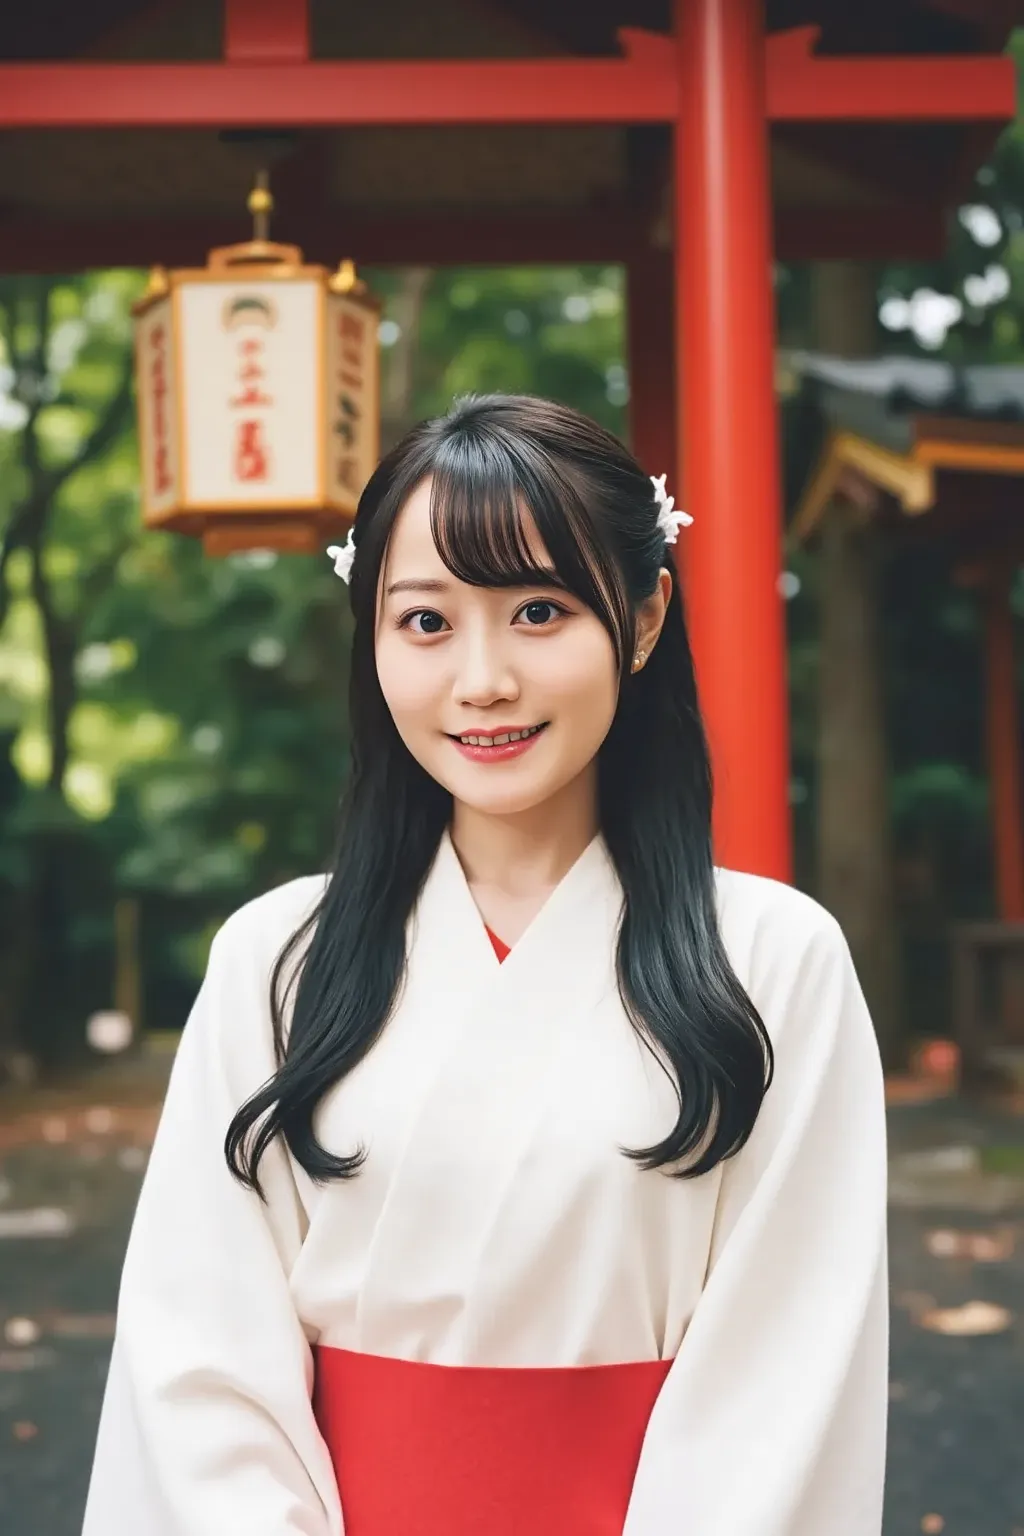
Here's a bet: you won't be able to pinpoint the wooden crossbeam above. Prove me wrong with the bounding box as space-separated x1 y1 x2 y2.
0 28 1013 128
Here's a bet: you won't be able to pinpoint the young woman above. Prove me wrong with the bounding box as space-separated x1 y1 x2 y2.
82 394 889 1536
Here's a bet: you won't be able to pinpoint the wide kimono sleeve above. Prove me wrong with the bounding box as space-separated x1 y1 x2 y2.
624 901 889 1536
81 904 343 1536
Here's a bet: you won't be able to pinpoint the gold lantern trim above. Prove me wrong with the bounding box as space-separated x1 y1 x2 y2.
131 179 381 556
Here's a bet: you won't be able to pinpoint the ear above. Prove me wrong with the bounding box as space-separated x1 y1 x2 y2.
634 568 674 660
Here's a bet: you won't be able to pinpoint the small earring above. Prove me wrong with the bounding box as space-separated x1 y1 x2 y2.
632 648 647 673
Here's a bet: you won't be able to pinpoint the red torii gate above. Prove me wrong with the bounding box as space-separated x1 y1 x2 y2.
0 0 1018 884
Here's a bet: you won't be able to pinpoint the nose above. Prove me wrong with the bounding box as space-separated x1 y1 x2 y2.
453 626 519 707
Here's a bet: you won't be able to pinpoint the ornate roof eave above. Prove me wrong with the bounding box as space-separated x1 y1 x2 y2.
791 422 1024 544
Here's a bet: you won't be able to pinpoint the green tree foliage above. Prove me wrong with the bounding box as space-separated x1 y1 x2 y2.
875 32 1024 368
407 266 626 433
0 264 626 1069
0 271 142 1071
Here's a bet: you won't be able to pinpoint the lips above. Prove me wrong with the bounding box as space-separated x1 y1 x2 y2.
450 723 546 746
448 722 550 762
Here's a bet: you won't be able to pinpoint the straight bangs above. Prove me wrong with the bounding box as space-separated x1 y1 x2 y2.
426 430 632 670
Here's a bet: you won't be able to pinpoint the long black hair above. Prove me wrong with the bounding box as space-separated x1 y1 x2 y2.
226 393 773 1200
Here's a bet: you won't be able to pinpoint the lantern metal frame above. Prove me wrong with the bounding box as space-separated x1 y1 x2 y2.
132 236 381 555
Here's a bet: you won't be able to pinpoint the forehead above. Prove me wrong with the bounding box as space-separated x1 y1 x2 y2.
384 477 443 572
383 474 551 582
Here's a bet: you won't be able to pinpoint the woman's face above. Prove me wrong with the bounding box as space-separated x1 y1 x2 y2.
374 476 619 820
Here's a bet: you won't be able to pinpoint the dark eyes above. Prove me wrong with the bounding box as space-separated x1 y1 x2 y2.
399 599 568 636
519 600 565 627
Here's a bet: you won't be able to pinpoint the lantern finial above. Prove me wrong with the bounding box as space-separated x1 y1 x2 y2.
247 170 275 243
329 259 367 297
131 265 170 316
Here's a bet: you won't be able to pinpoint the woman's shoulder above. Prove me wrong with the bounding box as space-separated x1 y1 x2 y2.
711 871 881 1106
212 872 331 966
176 877 332 1098
712 865 849 983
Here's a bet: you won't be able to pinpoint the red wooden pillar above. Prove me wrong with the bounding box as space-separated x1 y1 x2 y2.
224 0 309 62
982 565 1024 920
626 248 677 488
674 0 791 881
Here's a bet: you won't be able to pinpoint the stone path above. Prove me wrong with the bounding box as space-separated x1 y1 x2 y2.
1 1056 1023 1536
883 1097 1024 1535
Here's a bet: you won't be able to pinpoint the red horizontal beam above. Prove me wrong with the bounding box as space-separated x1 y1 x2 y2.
0 60 668 129
0 204 950 274
763 25 1016 122
0 29 1013 127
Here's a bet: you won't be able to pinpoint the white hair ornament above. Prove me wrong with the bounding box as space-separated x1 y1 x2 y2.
650 474 693 543
326 528 356 583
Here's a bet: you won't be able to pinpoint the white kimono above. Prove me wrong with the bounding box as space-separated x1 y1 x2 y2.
82 830 889 1535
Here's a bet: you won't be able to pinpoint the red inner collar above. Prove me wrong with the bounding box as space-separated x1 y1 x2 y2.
484 925 510 963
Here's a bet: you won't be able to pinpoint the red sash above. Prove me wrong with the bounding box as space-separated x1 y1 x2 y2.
312 1344 671 1536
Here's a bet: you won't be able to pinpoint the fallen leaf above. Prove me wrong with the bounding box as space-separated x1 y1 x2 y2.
0 1349 56 1371
896 1146 979 1176
926 1230 962 1257
918 1300 1013 1335
84 1106 115 1135
86 1011 133 1054
49 1313 116 1339
912 1040 959 1081
966 1230 1016 1261
0 1208 74 1239
925 1226 1015 1262
4 1317 40 1346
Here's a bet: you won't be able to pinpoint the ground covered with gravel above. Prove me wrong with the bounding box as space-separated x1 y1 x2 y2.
1 1061 1023 1536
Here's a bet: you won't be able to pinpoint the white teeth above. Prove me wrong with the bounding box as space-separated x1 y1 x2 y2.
458 725 543 747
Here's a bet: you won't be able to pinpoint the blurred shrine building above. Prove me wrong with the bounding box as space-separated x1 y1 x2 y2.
789 352 1024 1082
1 0 1022 935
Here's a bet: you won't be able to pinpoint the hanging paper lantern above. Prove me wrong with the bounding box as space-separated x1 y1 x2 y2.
132 178 380 555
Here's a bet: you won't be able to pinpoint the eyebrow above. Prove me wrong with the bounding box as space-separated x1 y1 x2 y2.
385 578 452 597
385 569 563 598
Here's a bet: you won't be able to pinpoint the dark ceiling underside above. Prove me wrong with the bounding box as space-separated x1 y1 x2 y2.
0 0 1019 62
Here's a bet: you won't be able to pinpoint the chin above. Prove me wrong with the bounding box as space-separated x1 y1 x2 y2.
443 771 561 819
463 793 552 818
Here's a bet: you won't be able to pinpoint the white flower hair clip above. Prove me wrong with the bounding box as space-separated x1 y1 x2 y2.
326 529 356 584
650 473 693 544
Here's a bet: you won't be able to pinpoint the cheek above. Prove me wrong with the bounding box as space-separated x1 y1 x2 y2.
540 625 618 717
375 637 437 725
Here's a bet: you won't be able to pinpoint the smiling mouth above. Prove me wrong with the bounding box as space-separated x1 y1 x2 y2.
448 723 549 747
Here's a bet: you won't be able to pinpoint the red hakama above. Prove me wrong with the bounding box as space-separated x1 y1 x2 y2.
312 1345 672 1536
